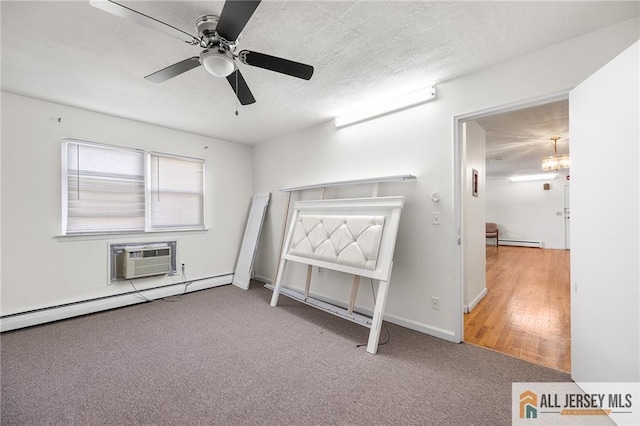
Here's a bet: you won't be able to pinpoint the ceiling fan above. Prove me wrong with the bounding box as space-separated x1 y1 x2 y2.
89 0 314 106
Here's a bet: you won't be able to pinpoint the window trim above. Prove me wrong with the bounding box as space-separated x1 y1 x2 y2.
146 151 206 232
61 138 206 237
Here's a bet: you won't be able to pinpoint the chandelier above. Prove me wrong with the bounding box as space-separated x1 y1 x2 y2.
541 136 570 171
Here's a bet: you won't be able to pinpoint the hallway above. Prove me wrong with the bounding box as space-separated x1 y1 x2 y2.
464 246 571 371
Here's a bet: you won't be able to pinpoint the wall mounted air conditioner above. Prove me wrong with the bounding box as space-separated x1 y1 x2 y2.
124 246 172 279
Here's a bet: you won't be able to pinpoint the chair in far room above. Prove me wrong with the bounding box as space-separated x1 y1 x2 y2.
486 222 499 247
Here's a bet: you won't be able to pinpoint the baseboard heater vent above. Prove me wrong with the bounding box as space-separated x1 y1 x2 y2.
498 239 542 248
0 274 233 332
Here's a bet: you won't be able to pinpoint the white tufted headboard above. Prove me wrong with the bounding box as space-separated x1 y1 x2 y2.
288 215 385 271
271 196 405 354
281 196 404 281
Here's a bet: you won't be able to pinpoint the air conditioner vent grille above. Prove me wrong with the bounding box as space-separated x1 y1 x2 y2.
124 246 172 279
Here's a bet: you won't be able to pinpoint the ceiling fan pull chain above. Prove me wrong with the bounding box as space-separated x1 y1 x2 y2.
235 68 239 116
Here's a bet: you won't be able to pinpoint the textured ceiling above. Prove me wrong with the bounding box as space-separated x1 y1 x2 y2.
478 100 569 178
1 1 638 145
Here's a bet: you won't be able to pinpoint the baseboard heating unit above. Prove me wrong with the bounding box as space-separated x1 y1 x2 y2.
498 239 542 248
0 274 233 333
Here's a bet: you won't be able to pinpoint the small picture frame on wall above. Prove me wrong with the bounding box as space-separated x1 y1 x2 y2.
472 168 479 197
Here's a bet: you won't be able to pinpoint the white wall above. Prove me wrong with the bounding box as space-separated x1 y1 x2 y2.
570 41 639 382
252 18 640 342
486 175 569 249
1 93 253 315
463 121 486 312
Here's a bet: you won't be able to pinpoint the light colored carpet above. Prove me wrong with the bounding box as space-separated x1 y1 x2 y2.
1 282 570 425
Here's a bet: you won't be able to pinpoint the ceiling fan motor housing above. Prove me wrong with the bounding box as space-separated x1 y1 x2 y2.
196 15 220 46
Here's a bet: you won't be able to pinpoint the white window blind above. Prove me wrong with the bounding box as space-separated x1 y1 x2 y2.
149 153 205 229
65 140 145 234
62 139 206 235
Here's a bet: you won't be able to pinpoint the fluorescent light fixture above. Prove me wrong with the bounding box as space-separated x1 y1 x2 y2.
334 86 437 128
509 173 558 183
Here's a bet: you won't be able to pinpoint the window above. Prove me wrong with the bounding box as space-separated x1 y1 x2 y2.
149 153 205 230
64 140 145 234
62 139 205 235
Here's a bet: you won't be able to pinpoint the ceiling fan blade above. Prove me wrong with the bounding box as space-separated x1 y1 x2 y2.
239 50 314 80
145 57 201 83
90 0 199 45
226 70 256 105
216 0 262 42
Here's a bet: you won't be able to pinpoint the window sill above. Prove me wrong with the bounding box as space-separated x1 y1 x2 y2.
56 228 208 242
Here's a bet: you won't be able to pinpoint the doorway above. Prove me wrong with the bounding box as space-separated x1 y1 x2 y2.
564 185 570 250
456 96 572 372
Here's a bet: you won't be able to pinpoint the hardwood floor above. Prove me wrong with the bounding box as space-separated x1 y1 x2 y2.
464 246 571 372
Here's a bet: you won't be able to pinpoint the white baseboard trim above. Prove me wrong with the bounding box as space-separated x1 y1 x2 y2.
265 283 457 344
382 311 457 343
0 274 233 333
464 287 488 314
253 274 273 285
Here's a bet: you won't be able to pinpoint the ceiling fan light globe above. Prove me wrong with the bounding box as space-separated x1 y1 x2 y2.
200 50 235 77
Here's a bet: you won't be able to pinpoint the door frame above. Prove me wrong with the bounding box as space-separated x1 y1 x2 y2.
452 90 571 342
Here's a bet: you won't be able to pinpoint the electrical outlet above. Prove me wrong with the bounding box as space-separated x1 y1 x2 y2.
431 296 440 310
318 267 323 275
181 263 185 272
